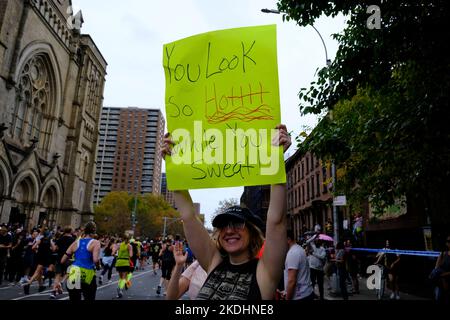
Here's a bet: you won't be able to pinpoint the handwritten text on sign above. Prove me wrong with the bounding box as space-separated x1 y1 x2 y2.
163 25 286 190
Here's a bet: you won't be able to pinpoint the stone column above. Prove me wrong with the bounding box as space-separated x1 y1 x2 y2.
0 199 12 224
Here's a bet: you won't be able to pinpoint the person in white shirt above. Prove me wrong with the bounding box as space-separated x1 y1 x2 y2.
284 230 314 300
166 241 207 300
308 238 327 300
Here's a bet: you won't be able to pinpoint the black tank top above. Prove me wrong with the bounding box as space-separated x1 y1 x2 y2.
104 245 113 257
196 258 261 300
37 238 51 258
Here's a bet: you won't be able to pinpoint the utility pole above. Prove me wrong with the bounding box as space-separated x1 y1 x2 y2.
162 216 181 239
162 217 167 239
262 8 340 244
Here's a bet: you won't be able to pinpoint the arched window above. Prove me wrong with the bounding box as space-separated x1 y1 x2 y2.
12 54 56 154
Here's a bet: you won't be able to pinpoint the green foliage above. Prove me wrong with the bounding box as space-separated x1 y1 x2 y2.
94 192 182 238
278 1 450 222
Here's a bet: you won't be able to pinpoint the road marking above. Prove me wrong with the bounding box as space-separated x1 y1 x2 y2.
59 270 154 300
11 271 123 300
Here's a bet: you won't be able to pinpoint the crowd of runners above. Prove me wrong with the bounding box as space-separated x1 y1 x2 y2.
0 222 188 300
1 218 449 302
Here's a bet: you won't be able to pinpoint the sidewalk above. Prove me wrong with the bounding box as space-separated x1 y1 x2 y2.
316 276 430 301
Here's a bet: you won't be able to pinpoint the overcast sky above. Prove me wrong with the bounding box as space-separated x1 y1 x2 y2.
74 0 346 228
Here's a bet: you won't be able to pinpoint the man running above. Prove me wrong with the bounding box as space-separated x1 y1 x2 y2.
50 227 74 299
157 239 175 296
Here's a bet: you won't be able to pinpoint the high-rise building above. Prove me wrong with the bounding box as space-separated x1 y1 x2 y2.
161 173 175 208
0 0 107 229
94 107 164 203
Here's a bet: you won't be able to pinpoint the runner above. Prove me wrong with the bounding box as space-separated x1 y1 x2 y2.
50 227 75 299
157 239 175 296
23 228 54 295
115 234 133 298
61 221 100 301
151 240 160 275
125 238 140 287
21 228 39 284
99 238 116 285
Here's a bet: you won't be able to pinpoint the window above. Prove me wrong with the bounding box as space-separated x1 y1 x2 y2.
316 173 321 197
297 166 300 182
322 166 328 193
295 189 298 207
288 193 291 210
302 185 305 205
306 156 310 173
306 179 310 201
311 176 315 200
302 162 305 178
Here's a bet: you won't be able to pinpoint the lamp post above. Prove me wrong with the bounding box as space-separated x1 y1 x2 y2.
262 8 339 244
162 216 181 239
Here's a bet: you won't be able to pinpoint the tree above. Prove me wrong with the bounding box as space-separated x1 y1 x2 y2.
213 198 240 217
94 192 182 238
94 192 132 236
277 1 450 231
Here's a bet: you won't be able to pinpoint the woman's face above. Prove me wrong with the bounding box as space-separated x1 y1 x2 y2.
218 221 250 256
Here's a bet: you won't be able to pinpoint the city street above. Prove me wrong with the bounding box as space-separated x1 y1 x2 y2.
0 266 167 301
0 266 431 301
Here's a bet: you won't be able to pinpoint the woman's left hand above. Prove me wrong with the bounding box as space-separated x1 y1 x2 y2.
272 124 292 153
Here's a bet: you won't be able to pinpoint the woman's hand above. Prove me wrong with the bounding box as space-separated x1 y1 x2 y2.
272 124 292 153
173 242 187 267
161 133 175 159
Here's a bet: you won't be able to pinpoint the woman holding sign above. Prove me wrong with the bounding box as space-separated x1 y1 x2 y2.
162 124 290 300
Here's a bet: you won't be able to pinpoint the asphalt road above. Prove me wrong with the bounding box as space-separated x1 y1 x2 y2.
0 264 167 301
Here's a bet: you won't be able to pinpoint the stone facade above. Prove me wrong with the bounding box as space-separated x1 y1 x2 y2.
0 0 107 229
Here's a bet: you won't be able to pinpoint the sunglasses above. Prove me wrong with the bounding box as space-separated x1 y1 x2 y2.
218 220 246 231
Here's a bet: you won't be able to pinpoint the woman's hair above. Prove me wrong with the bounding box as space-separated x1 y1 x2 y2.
214 221 265 259
84 221 97 235
63 226 72 234
122 233 131 242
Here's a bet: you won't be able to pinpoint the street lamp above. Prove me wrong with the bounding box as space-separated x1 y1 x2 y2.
162 216 181 239
262 8 339 244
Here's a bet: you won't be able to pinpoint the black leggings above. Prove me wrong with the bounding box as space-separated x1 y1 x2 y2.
338 267 348 300
67 276 97 301
101 264 113 280
310 268 324 299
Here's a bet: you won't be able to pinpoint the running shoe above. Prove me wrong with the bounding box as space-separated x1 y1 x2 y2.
116 288 123 298
49 291 57 299
156 285 161 295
